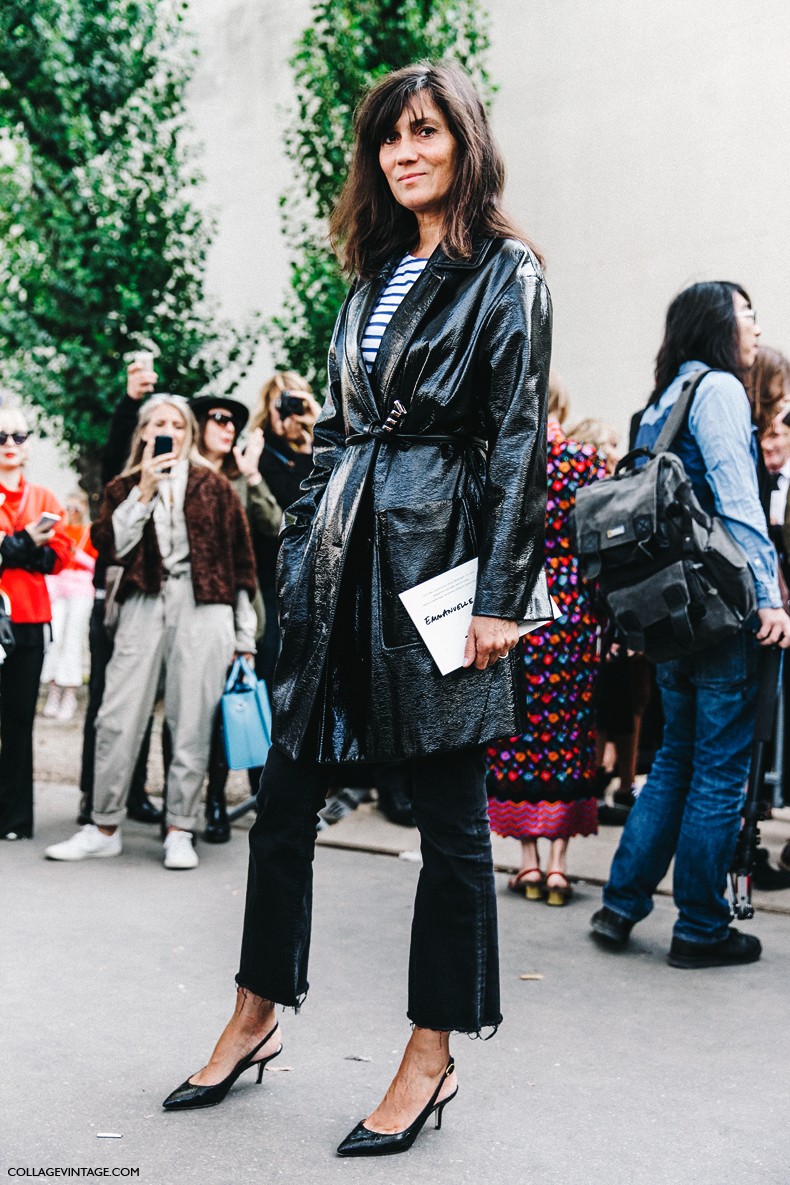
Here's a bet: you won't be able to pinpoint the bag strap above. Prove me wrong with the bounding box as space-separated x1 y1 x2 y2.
224 656 243 694
652 368 710 456
224 655 258 694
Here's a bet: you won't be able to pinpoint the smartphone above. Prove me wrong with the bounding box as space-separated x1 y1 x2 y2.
34 512 60 530
276 393 307 418
153 435 173 457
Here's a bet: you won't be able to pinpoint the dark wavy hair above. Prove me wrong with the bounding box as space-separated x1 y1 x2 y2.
650 281 751 404
330 61 542 278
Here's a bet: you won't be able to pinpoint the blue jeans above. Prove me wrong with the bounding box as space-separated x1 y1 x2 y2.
603 630 759 943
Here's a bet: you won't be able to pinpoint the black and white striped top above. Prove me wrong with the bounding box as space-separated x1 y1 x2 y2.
361 254 429 373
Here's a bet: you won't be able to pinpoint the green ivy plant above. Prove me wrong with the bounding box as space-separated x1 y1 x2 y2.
269 0 494 387
0 0 261 496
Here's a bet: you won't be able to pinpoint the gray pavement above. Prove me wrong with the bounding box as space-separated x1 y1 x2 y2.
3 779 790 1185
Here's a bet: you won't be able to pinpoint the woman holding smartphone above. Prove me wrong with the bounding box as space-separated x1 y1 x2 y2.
45 394 257 870
0 407 71 840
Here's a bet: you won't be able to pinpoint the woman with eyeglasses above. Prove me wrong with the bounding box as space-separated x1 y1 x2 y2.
189 395 281 842
45 394 257 870
0 408 71 840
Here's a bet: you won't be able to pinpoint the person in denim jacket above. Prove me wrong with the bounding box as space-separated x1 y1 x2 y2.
591 281 790 968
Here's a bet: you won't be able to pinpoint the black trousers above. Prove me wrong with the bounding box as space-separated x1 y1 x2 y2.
79 598 150 814
0 624 46 837
237 742 502 1034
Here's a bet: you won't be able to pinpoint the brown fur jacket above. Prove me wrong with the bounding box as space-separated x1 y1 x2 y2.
92 465 257 606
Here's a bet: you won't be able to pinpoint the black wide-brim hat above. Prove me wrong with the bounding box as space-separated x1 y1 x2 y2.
189 395 249 435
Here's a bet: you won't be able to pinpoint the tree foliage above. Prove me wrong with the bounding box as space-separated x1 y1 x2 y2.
0 0 260 492
269 0 493 387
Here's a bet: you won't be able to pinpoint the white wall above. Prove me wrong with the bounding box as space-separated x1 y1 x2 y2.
493 0 790 435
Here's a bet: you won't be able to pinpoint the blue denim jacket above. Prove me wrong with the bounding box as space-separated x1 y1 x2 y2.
636 361 779 609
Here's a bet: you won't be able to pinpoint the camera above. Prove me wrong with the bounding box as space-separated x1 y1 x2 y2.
276 393 308 418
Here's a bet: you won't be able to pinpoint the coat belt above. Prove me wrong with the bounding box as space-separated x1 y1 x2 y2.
345 428 486 451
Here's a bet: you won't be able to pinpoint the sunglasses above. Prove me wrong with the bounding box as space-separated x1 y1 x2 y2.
0 432 29 446
206 411 236 428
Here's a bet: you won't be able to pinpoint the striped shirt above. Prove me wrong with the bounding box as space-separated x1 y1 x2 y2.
362 255 429 373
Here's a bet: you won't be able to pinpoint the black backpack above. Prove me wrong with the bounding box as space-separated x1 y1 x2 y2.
572 369 758 662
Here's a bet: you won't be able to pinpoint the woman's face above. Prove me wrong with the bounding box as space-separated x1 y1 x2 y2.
734 291 761 370
141 404 188 456
0 417 30 476
379 97 458 221
65 498 87 525
201 408 237 459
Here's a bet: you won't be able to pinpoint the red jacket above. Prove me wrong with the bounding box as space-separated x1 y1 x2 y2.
0 479 70 623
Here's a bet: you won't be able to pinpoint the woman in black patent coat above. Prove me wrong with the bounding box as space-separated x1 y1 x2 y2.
164 63 552 1157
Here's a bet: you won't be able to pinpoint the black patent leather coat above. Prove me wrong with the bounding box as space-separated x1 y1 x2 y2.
272 236 552 762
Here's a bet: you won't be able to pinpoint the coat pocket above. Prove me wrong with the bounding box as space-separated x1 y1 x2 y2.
376 498 478 651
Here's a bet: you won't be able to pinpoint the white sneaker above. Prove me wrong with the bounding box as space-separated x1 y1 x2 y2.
56 687 78 722
163 830 199 870
42 685 62 718
45 824 122 861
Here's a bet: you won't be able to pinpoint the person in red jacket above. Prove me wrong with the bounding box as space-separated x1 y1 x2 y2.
0 408 71 839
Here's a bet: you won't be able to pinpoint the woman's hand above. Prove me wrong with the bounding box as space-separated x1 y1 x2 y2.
233 428 265 485
281 393 321 454
756 607 790 648
24 521 56 548
127 360 157 401
462 615 519 670
138 438 177 503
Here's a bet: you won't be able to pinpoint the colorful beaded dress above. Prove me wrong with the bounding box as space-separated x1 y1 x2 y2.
486 420 603 839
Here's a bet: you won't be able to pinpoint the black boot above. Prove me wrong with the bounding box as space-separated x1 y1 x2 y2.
127 792 164 825
752 847 790 891
204 793 230 844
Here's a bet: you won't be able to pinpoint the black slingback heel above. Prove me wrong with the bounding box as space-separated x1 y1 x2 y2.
336 1058 457 1157
162 1023 281 1111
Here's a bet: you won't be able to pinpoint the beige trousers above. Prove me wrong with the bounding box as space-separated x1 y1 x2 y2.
93 579 235 830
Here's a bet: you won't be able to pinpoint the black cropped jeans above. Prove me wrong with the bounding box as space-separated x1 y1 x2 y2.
237 741 502 1035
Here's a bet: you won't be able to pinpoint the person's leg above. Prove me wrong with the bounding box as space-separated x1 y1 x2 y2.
58 594 91 687
161 587 234 834
361 745 492 1133
0 631 45 837
125 715 161 821
408 744 500 1033
187 742 332 1086
40 596 64 711
507 838 543 895
78 597 112 821
602 659 695 924
546 836 568 874
204 704 231 843
92 596 165 829
672 632 759 944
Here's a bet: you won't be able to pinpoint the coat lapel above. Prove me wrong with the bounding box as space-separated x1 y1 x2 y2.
373 266 446 408
343 274 388 422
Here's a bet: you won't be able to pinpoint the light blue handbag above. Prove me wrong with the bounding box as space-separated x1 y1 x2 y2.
221 657 272 770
